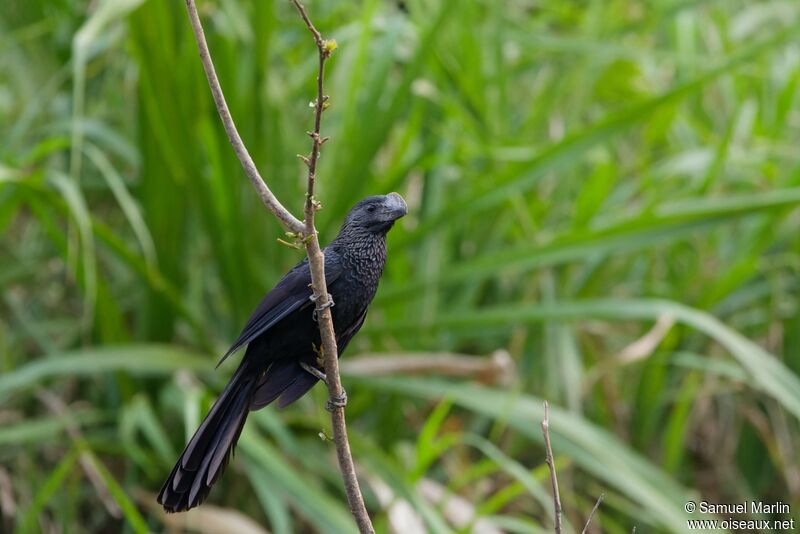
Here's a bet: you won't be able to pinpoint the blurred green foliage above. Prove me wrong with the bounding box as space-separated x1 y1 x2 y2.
2 0 800 532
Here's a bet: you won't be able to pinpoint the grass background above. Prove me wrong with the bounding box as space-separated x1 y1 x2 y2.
2 0 800 532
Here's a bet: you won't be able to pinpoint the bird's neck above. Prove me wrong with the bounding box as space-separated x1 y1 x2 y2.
332 232 388 284
335 232 387 259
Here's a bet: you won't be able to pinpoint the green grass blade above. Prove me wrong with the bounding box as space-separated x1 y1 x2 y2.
355 376 690 533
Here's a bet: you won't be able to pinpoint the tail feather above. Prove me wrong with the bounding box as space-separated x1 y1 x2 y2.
158 364 257 513
181 364 248 471
206 389 250 485
159 358 321 512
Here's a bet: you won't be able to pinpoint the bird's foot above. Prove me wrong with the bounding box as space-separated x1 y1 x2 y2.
326 389 348 412
310 293 334 322
309 292 335 308
299 362 347 410
300 361 327 383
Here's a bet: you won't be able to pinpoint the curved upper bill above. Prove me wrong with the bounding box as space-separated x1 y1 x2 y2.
385 192 408 220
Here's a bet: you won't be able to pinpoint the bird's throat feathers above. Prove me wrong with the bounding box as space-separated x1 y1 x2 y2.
329 230 388 287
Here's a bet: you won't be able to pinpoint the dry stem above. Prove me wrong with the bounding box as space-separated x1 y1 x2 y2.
582 494 604 534
542 401 563 534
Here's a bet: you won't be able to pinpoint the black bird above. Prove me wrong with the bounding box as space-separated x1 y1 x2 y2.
158 193 407 512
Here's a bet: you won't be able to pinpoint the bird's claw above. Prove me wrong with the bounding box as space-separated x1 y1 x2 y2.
326 390 348 412
310 293 334 322
300 361 328 383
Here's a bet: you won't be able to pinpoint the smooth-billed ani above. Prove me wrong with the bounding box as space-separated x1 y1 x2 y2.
158 192 407 512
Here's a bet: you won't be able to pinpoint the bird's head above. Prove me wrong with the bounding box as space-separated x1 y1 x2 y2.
340 192 408 235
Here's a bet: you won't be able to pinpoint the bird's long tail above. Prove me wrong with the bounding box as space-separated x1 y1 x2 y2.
157 362 259 513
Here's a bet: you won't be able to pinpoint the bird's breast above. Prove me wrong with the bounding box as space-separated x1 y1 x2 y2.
329 241 387 328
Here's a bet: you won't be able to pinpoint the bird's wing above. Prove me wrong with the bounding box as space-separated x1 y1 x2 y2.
336 306 369 355
216 248 343 367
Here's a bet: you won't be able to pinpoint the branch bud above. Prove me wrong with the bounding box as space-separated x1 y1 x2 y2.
323 39 338 56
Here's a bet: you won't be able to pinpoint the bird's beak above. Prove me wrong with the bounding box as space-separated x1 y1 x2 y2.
385 192 408 220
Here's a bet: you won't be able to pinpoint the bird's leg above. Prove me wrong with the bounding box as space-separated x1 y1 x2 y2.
300 361 328 383
305 342 348 411
303 342 329 382
310 293 334 322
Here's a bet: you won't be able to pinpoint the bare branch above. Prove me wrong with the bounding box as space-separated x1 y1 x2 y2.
542 401 563 534
183 0 304 233
581 494 604 534
289 1 374 532
290 0 324 47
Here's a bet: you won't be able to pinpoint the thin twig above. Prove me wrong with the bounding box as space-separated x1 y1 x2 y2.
288 1 374 533
183 0 304 233
542 401 563 534
581 494 604 534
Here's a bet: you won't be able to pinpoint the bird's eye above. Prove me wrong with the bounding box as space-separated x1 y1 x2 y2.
366 205 376 213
